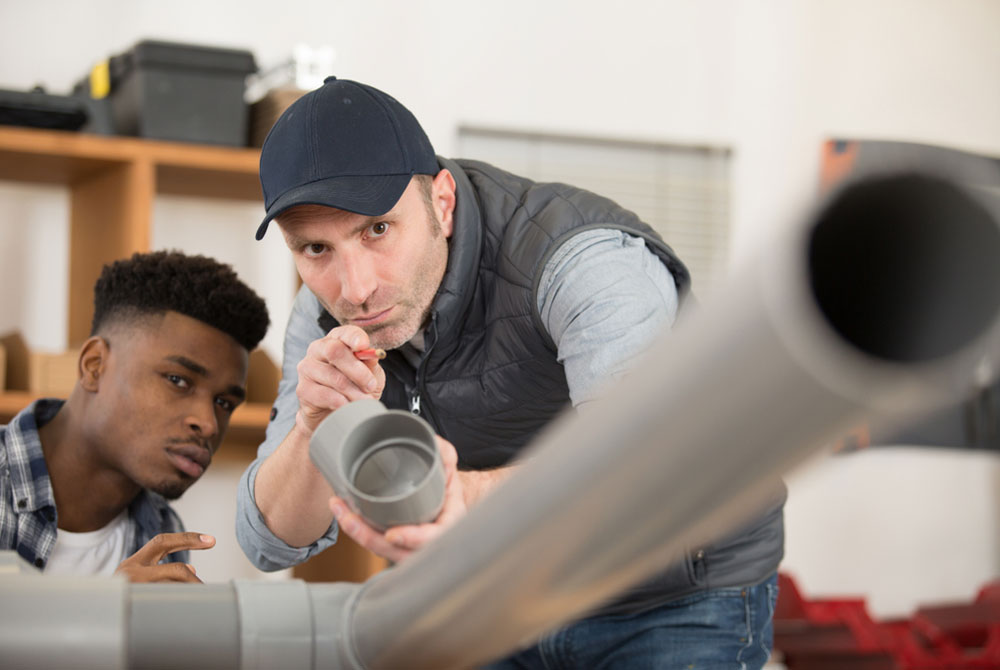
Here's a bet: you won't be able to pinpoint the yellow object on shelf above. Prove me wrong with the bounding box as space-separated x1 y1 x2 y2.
90 60 111 99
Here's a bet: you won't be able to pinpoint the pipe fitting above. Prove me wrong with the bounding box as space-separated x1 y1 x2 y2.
310 399 446 531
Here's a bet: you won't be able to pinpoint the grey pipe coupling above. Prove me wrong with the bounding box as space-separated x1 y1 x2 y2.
310 398 446 531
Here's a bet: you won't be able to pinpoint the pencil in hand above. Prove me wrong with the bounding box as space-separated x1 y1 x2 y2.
354 348 387 361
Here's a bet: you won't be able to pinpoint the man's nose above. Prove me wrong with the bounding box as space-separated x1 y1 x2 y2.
186 400 220 441
338 250 377 306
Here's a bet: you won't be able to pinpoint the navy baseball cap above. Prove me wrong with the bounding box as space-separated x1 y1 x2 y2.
256 77 439 240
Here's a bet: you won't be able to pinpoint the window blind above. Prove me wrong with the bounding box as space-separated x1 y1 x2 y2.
457 127 732 295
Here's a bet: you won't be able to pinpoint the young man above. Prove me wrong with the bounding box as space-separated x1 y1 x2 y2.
1 250 268 582
237 77 783 667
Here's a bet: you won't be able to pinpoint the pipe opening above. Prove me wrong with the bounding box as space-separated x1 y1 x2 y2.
808 174 1000 363
352 440 435 497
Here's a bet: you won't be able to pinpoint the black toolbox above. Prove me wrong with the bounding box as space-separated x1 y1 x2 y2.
106 40 257 146
0 87 90 131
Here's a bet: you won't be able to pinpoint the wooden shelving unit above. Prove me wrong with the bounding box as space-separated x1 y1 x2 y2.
0 125 387 582
0 125 268 450
0 126 261 339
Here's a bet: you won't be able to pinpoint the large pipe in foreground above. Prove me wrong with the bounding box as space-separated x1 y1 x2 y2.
2 145 1000 670
346 152 1000 668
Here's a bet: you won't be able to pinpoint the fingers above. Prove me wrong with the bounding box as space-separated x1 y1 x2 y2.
329 497 412 564
435 436 459 474
127 532 216 566
115 533 214 584
296 326 386 432
383 522 447 551
436 469 469 526
382 476 467 551
117 562 203 584
312 326 384 396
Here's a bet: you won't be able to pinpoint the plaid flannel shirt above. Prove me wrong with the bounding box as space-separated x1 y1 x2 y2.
0 398 188 571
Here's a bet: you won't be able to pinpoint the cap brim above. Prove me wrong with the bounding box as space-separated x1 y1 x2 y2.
256 173 413 240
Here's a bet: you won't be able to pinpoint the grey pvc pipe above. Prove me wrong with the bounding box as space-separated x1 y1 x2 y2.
0 571 127 669
346 163 1000 669
129 580 366 669
0 566 364 670
127 583 240 669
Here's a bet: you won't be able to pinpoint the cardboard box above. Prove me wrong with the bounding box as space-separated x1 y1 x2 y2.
249 87 305 147
246 348 280 404
28 351 79 397
0 332 29 391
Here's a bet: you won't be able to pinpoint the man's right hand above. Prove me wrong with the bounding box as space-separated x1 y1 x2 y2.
295 324 386 435
253 325 387 548
114 532 216 583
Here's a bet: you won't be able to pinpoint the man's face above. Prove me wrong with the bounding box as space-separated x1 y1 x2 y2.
89 311 248 499
278 173 454 350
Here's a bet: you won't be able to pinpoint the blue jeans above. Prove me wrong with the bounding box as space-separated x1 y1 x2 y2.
484 573 779 670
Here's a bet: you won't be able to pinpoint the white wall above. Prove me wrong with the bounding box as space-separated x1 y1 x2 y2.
784 446 1000 617
1 0 997 607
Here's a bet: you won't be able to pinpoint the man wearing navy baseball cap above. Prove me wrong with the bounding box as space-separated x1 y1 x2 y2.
237 76 784 669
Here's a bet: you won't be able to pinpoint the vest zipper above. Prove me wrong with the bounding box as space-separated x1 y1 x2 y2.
410 316 439 425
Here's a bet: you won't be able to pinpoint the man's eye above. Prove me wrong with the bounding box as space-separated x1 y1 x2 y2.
215 397 235 413
166 374 189 389
303 243 326 257
369 222 389 237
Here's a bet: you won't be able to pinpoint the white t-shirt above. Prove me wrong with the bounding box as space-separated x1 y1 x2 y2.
45 509 132 576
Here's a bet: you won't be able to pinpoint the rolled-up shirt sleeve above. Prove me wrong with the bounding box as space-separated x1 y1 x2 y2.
235 285 340 571
537 229 680 409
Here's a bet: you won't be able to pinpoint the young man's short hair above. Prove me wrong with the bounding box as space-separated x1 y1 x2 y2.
91 250 269 351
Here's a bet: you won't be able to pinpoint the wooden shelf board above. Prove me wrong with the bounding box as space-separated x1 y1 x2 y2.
0 149 121 186
0 390 37 419
0 391 271 432
0 126 261 200
0 126 272 457
157 164 262 201
0 126 141 163
231 401 272 427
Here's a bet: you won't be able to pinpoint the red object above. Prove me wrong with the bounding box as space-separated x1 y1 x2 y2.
774 573 1000 669
354 348 386 361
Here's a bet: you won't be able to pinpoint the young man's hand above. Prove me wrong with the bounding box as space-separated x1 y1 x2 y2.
295 325 386 436
114 532 215 583
328 436 467 563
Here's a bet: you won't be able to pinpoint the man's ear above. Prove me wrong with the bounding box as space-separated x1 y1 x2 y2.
78 336 109 392
432 169 457 238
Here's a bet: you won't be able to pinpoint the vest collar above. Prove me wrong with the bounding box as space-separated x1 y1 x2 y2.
425 157 482 351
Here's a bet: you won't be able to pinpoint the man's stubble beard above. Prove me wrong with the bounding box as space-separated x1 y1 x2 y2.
355 248 445 350
332 211 448 351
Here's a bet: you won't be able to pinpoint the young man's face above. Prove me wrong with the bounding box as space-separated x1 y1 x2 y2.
277 172 455 350
88 311 249 499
